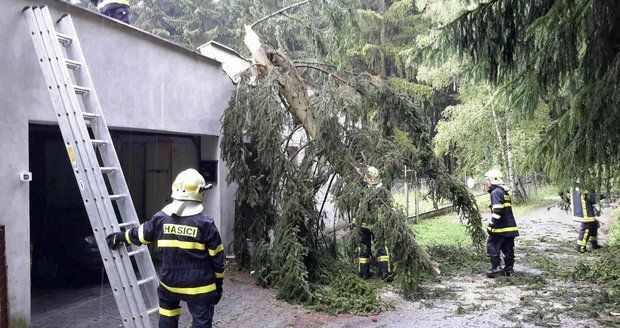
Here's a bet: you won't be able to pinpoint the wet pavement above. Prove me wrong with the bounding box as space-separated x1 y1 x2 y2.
31 202 616 327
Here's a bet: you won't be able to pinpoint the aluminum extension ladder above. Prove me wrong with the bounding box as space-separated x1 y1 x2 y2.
23 6 159 327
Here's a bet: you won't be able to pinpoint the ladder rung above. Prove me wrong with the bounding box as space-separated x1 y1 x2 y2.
109 194 127 201
91 139 109 146
56 32 73 46
82 112 99 120
137 276 156 286
65 58 82 70
74 85 90 95
147 307 158 315
100 166 119 173
119 221 139 228
128 248 146 257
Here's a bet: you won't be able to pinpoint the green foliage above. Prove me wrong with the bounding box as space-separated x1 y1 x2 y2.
426 245 488 275
608 208 620 247
569 245 620 312
433 82 551 178
411 215 472 247
222 62 484 304
311 271 383 314
433 0 620 187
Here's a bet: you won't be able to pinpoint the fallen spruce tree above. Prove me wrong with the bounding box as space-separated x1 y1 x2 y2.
220 1 486 309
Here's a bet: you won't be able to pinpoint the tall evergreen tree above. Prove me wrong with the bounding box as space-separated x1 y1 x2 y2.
433 0 620 190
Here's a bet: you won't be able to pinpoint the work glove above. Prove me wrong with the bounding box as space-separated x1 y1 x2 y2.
106 232 126 250
215 279 223 304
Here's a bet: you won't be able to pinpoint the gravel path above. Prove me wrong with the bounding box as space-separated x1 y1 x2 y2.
32 202 616 327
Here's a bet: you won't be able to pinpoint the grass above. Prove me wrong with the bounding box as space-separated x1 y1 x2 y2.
410 185 561 249
411 214 472 247
608 207 620 246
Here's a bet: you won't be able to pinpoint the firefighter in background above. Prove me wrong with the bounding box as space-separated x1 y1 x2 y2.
484 169 520 278
90 0 130 24
107 169 225 328
572 181 602 252
357 166 393 281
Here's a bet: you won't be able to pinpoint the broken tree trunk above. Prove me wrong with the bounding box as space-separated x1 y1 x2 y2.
243 25 440 275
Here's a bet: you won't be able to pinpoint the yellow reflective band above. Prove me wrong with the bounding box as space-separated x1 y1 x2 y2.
581 194 587 219
160 281 217 295
582 229 590 246
209 243 224 256
97 0 130 10
158 240 206 250
573 216 596 222
361 223 372 229
138 225 149 245
124 230 133 245
158 307 181 317
492 203 512 209
215 272 225 279
358 258 370 264
491 226 519 233
385 246 391 273
377 256 390 262
183 185 199 191
492 213 501 219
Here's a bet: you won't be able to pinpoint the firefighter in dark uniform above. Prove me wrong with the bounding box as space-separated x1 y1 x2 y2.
572 183 602 252
484 169 519 278
357 166 392 281
90 0 131 24
107 169 225 328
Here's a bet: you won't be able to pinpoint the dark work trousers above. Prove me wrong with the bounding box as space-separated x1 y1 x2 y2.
99 4 130 24
577 221 599 252
158 285 215 328
486 235 515 268
358 227 390 278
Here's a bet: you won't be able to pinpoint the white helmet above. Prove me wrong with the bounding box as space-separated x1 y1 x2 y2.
171 168 208 202
484 168 504 186
364 166 381 186
163 169 210 217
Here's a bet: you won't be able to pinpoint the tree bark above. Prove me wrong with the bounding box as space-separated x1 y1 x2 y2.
490 107 512 187
505 127 526 201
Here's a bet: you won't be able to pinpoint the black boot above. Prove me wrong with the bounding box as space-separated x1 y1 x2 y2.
359 259 371 279
380 271 394 282
576 244 587 253
591 242 602 250
503 256 515 277
486 256 503 278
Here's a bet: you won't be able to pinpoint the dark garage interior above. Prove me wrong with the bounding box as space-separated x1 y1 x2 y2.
29 124 200 319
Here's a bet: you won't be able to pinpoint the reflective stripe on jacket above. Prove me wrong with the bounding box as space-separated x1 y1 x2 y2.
125 211 225 296
572 189 597 222
488 186 519 237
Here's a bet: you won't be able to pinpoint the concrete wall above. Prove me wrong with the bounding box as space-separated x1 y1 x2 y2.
0 0 236 322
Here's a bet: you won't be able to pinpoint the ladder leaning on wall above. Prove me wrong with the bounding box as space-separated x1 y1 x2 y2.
23 6 159 328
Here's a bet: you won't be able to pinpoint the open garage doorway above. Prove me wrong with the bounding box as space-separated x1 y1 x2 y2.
29 124 200 322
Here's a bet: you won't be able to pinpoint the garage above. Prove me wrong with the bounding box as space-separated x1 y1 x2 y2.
29 124 200 319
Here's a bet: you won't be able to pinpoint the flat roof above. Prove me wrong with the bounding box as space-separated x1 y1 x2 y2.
49 0 222 66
